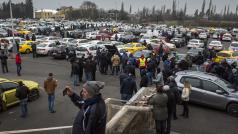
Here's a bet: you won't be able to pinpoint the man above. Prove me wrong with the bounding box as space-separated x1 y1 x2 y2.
32 42 37 58
148 85 168 134
31 34 36 41
84 57 93 81
71 60 80 86
195 52 204 71
111 53 120 75
15 81 29 118
78 56 84 82
44 73 57 113
140 69 148 88
66 81 107 134
138 54 147 76
15 53 22 76
153 68 164 85
120 73 137 101
0 51 8 73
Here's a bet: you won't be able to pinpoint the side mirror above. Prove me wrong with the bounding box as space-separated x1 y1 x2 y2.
215 90 224 95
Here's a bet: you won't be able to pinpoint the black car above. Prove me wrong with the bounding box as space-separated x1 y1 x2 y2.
51 45 76 59
170 37 185 48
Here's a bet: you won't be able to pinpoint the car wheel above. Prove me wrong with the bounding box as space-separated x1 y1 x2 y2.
25 49 30 54
0 101 7 112
28 89 40 102
227 103 238 117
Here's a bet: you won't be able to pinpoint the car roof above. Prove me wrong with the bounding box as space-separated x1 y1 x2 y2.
218 50 234 54
175 71 218 81
0 77 10 83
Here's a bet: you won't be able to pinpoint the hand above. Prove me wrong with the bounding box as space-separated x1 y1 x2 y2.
65 86 73 96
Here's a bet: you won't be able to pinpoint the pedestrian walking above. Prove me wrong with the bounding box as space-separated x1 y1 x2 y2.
92 57 97 80
78 57 84 82
111 53 120 75
84 57 93 81
138 54 147 76
120 73 137 101
71 60 80 86
140 69 148 88
147 84 168 134
153 68 164 85
32 43 37 58
0 51 8 73
66 81 107 134
168 76 179 120
15 53 22 76
44 73 57 113
15 81 29 118
181 80 191 118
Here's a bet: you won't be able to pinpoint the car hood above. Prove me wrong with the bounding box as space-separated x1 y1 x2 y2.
13 80 39 89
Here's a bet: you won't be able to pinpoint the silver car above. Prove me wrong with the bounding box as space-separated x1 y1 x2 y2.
175 71 238 117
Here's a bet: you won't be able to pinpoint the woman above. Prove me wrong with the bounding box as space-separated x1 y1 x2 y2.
181 80 191 118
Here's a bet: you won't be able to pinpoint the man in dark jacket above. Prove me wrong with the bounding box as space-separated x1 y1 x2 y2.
32 43 37 58
140 69 148 88
92 57 97 81
84 57 93 81
15 81 29 118
120 74 137 101
77 57 84 82
195 52 204 71
0 51 8 73
148 85 168 134
71 60 80 86
66 81 107 134
168 77 179 120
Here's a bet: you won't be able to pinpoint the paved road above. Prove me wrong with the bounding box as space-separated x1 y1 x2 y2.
0 40 237 134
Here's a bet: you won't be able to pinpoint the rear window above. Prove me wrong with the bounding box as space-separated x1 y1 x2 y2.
217 52 231 57
231 43 238 47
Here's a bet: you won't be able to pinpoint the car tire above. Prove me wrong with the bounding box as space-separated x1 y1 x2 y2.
25 49 30 54
0 101 7 112
28 89 40 102
227 103 238 117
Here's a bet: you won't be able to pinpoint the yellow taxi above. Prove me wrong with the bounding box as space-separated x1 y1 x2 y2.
123 42 146 54
19 41 35 53
18 29 31 35
0 77 40 111
213 50 238 63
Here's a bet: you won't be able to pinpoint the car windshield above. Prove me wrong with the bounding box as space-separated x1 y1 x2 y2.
125 44 133 47
37 44 47 47
215 79 235 92
210 41 220 45
231 43 238 47
217 52 231 57
189 40 198 43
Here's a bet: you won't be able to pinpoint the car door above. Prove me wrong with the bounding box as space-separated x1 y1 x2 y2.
201 80 228 109
180 76 203 103
0 82 19 106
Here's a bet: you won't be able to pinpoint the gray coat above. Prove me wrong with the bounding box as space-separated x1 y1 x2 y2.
148 93 168 121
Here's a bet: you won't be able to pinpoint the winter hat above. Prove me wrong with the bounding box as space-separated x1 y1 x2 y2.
163 85 170 91
83 81 105 96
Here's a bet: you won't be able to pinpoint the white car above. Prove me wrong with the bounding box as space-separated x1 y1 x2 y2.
62 38 74 43
208 41 223 51
187 39 204 49
39 36 62 42
36 42 57 55
4 37 26 51
86 32 98 40
222 33 232 41
71 39 89 46
199 32 208 39
75 44 97 58
229 41 238 51
212 33 219 39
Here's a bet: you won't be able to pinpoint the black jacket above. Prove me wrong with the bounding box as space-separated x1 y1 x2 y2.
0 54 8 64
120 76 137 95
15 85 29 100
71 62 80 75
70 93 106 134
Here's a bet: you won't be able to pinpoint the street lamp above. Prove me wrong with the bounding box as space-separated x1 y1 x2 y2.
9 0 17 57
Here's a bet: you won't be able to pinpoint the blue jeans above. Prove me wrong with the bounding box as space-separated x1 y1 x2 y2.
16 64 21 76
48 94 55 112
72 74 79 86
147 71 153 85
121 94 132 101
20 98 28 117
85 72 92 81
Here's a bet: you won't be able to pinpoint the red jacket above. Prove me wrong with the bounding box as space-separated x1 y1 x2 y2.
16 54 21 64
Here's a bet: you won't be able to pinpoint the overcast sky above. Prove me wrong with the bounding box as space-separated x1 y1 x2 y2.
1 0 238 15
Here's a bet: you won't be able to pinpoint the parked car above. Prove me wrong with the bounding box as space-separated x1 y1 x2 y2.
213 50 238 64
75 44 97 58
51 45 68 59
187 48 204 61
122 42 146 54
36 41 57 56
19 41 36 54
0 28 8 37
170 37 185 48
199 32 208 39
187 39 204 49
208 40 223 51
86 31 98 40
175 71 238 117
222 33 232 41
0 77 40 112
229 41 238 51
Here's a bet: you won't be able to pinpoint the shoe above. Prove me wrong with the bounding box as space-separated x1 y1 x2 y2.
50 110 56 113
